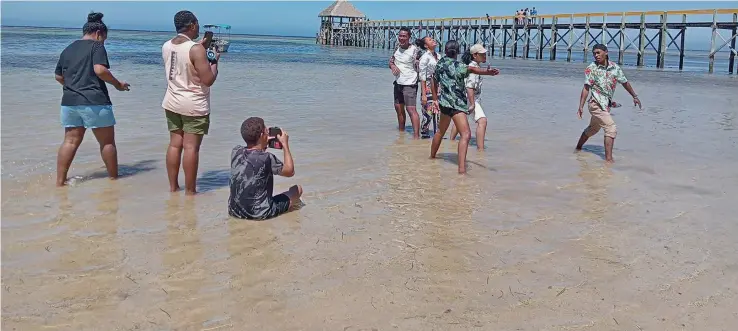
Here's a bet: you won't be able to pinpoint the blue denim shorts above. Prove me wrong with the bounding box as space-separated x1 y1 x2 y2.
61 105 116 129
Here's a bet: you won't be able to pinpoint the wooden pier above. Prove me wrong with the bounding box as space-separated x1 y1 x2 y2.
317 3 738 74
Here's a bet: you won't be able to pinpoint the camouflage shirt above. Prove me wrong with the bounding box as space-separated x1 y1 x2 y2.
433 56 470 112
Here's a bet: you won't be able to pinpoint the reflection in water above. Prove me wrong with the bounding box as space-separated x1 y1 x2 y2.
383 141 480 313
161 196 209 328
576 156 613 222
225 219 288 328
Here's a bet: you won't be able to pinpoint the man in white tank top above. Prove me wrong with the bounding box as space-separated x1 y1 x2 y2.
161 10 219 195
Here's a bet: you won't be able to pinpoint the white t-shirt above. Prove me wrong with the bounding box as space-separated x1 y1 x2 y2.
465 61 483 100
418 51 438 83
393 44 418 85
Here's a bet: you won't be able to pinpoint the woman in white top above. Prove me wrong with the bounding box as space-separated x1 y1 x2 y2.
450 44 491 151
416 36 439 137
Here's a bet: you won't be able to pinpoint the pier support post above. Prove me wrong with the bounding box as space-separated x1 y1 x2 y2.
618 13 626 65
730 13 737 74
679 14 687 70
502 20 508 59
512 20 519 58
550 16 558 61
602 13 608 45
709 10 717 73
637 13 646 67
491 19 497 58
447 20 452 43
567 14 574 62
583 15 590 63
438 19 446 49
657 12 668 69
525 22 531 59
498 19 504 58
538 18 545 60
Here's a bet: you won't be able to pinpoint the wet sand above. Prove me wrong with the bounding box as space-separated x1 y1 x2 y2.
2 60 738 330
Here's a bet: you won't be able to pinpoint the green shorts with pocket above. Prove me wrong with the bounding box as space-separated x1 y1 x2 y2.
165 110 210 135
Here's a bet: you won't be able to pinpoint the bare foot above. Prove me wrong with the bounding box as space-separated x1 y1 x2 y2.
185 189 197 196
170 185 181 192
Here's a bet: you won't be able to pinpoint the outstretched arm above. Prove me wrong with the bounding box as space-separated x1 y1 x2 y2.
577 85 590 119
468 66 499 76
622 82 642 109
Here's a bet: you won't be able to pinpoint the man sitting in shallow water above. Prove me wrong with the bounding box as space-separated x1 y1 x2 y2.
228 117 302 220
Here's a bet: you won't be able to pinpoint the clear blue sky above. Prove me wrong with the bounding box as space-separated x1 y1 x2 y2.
1 1 730 37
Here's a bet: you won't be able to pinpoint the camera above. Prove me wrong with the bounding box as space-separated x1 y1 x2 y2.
202 31 218 64
268 127 282 149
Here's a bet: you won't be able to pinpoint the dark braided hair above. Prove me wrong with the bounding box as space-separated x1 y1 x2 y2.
444 40 460 58
82 12 107 36
241 117 265 145
414 38 426 50
461 49 473 65
174 10 198 33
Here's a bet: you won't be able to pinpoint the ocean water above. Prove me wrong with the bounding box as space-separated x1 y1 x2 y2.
2 26 738 330
2 26 735 73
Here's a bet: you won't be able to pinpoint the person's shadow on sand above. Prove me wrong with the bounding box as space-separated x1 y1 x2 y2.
197 170 307 213
435 152 497 172
197 169 230 193
578 144 606 160
83 159 157 181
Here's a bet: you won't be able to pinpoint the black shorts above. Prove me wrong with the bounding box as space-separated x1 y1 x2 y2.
265 194 291 219
439 106 465 117
229 194 291 221
393 82 418 106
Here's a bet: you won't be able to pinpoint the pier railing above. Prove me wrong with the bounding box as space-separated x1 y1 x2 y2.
340 9 738 73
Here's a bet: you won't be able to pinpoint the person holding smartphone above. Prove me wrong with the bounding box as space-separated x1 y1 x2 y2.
228 117 303 220
161 10 219 195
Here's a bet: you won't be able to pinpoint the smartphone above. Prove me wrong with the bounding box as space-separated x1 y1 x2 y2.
202 31 214 49
268 138 282 149
268 127 282 149
268 127 282 137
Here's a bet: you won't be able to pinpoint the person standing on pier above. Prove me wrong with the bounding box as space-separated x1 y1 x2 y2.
54 12 130 186
417 36 440 138
429 41 499 174
575 44 642 163
161 10 220 194
389 27 421 138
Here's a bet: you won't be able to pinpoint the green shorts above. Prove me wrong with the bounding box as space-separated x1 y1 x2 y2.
165 110 210 135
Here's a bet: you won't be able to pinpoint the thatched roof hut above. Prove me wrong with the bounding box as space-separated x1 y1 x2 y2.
318 0 365 19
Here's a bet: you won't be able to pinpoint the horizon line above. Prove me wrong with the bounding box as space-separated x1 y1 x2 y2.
0 25 315 39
